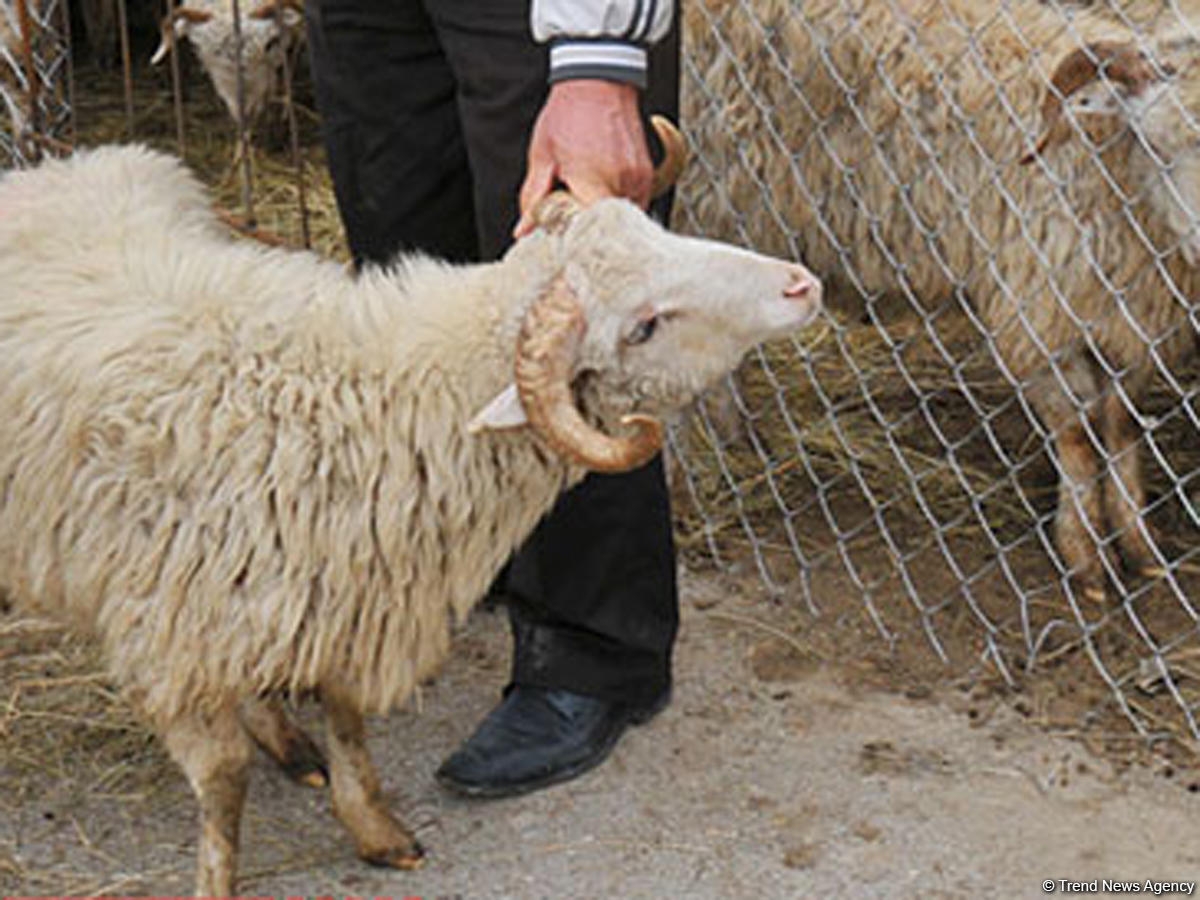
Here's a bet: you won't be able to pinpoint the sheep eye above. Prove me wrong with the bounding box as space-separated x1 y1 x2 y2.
627 316 659 346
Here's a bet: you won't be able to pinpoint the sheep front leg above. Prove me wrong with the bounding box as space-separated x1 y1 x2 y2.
322 686 425 870
1098 391 1162 578
161 706 254 896
239 694 329 788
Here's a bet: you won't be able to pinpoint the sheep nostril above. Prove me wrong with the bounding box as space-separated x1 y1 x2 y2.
784 271 821 301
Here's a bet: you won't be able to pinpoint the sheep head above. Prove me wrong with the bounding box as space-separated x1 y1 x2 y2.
471 120 823 473
1022 40 1171 163
151 0 303 129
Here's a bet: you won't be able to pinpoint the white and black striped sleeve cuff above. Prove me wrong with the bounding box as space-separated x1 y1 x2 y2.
548 40 648 88
532 0 672 45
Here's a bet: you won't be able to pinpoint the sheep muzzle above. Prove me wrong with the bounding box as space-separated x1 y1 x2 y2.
515 276 664 473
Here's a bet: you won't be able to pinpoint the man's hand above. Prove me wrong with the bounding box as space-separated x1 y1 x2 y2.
515 79 651 238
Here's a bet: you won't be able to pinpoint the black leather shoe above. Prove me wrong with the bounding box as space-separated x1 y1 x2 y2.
435 685 669 798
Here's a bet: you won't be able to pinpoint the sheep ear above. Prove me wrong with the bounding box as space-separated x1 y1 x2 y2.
468 384 528 433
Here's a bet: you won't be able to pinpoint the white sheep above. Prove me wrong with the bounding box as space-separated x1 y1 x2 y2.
151 0 303 135
0 125 821 895
683 0 1200 601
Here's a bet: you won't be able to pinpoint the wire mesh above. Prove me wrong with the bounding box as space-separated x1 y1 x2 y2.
674 0 1200 750
1 0 72 165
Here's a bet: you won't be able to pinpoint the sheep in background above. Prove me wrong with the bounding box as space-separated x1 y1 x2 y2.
1041 0 1200 27
683 0 1200 601
0 125 821 895
151 0 304 139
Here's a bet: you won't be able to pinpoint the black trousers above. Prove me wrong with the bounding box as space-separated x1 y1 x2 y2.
307 0 680 706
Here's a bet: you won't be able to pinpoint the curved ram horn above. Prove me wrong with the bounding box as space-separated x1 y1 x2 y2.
515 276 664 473
648 114 687 198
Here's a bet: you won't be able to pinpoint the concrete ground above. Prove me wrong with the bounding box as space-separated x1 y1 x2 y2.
2 569 1198 898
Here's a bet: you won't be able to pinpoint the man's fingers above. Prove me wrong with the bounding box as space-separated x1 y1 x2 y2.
514 81 656 238
515 159 557 238
563 174 613 208
624 166 653 210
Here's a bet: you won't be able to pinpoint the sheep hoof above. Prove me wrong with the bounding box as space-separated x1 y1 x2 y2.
296 767 329 789
276 737 329 789
361 841 426 871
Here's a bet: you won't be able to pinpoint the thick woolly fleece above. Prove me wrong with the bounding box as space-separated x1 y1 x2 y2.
0 146 577 730
684 0 1199 403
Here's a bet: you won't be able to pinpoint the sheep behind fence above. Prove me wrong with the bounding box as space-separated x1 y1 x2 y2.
677 0 1200 746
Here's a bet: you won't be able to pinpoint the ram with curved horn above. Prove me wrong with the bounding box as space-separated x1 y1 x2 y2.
0 131 821 894
508 115 689 471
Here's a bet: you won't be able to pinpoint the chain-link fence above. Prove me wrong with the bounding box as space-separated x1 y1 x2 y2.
1 0 72 165
673 0 1200 752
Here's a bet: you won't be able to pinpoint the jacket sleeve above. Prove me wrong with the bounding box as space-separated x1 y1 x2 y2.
531 0 674 89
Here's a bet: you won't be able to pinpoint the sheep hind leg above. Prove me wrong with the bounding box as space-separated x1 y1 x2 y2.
239 694 329 788
1053 420 1110 604
1098 391 1164 579
322 686 425 870
1028 354 1109 602
160 706 254 897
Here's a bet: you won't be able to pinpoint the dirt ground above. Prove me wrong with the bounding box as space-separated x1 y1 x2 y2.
2 566 1198 899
